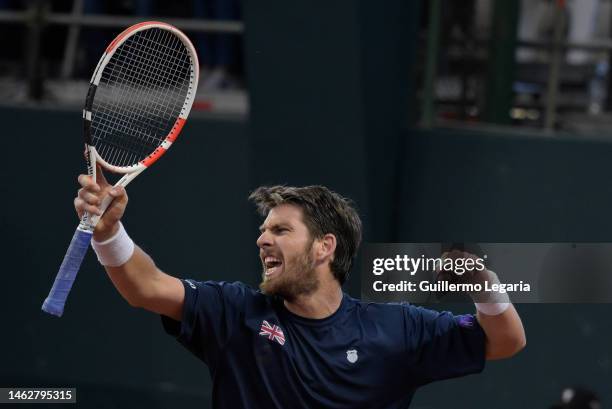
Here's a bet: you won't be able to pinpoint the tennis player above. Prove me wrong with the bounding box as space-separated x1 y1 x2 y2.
75 171 525 409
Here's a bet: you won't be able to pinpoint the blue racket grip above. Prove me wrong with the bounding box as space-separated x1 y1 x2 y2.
42 227 93 317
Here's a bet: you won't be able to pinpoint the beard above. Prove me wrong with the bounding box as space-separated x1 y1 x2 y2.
259 244 319 300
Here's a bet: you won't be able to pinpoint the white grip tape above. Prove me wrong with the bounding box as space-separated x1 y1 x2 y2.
91 222 135 267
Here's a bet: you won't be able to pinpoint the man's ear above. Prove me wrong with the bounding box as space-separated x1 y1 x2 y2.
316 233 337 262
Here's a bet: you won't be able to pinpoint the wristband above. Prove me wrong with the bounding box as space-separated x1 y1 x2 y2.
91 222 135 267
469 270 511 315
475 301 510 316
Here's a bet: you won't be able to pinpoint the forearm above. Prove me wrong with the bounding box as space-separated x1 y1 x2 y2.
440 251 526 359
467 270 526 359
477 304 526 360
104 245 162 307
76 176 183 319
93 224 184 319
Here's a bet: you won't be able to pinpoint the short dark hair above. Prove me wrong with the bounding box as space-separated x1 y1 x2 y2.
249 185 362 284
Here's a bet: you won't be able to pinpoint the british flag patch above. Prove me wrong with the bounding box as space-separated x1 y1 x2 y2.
259 320 286 346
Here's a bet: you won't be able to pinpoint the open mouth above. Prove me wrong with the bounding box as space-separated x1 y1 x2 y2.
264 256 283 277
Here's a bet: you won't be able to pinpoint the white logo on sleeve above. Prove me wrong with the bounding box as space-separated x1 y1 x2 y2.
185 280 197 289
346 349 358 363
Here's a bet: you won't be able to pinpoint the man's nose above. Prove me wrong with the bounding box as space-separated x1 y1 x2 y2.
257 231 272 248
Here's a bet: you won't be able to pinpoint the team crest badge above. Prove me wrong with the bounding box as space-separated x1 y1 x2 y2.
346 349 358 363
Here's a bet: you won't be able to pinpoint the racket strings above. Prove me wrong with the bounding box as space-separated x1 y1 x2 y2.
101 29 190 140
91 27 193 168
95 29 190 165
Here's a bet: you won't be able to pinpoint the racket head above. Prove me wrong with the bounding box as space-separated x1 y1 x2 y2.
83 21 200 174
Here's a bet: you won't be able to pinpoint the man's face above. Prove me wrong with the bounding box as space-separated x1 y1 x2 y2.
257 204 319 300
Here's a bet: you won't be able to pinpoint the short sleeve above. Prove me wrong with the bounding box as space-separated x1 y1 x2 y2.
161 280 249 366
403 305 486 385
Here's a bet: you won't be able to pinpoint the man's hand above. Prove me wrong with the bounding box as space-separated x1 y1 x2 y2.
437 249 504 303
435 248 484 278
74 165 128 241
433 249 490 300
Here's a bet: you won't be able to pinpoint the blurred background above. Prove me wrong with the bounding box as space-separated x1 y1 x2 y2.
1 0 611 408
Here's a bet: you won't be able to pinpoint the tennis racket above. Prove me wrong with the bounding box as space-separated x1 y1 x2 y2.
42 21 199 317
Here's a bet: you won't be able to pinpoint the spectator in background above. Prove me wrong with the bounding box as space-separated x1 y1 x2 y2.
516 0 607 65
82 0 243 91
192 0 242 92
566 0 601 65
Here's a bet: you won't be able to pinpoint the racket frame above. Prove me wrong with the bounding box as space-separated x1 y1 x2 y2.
82 21 199 226
42 21 199 317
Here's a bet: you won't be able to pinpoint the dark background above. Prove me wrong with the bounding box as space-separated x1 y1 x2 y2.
1 0 611 408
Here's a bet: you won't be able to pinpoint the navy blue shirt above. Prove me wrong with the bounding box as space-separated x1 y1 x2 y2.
162 280 486 409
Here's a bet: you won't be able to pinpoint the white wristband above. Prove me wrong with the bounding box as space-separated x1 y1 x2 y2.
475 302 510 316
91 222 135 267
470 270 511 315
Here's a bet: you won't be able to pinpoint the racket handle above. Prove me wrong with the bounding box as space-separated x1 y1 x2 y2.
42 227 93 317
88 193 114 227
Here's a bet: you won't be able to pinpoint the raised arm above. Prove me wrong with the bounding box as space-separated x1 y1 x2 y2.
439 250 526 360
469 268 526 360
477 303 526 360
75 169 184 320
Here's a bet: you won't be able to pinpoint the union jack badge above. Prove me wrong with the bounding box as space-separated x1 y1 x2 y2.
259 320 286 346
